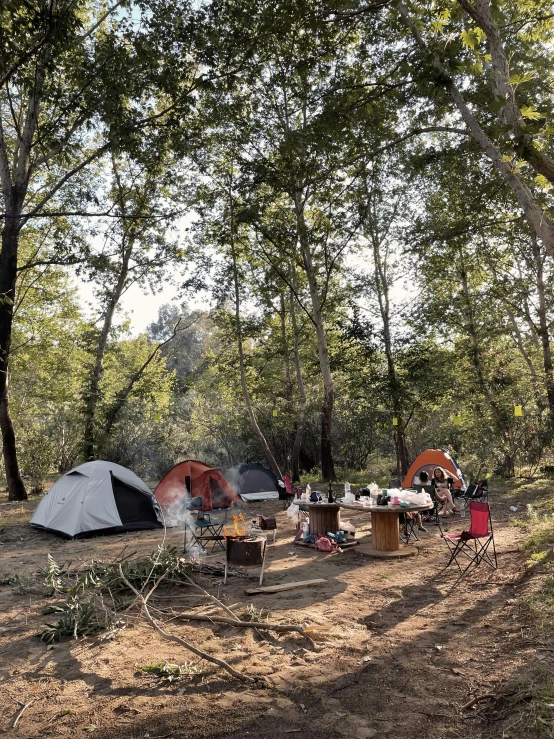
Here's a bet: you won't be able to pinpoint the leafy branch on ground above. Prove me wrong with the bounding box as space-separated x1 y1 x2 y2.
34 546 314 682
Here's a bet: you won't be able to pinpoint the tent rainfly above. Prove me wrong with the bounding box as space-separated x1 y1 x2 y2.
402 448 467 491
154 459 242 511
30 461 163 539
223 463 284 501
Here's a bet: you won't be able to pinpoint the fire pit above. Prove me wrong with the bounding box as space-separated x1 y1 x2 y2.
224 535 267 585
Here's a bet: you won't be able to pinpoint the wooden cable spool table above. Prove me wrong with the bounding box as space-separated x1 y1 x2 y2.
338 501 433 558
292 499 360 549
294 500 341 535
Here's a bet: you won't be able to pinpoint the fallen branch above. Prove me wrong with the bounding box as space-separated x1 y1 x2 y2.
180 571 276 645
463 694 496 710
118 566 255 683
181 573 239 621
173 611 316 649
12 700 33 728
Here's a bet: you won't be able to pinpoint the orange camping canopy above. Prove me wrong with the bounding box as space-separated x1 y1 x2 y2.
402 449 466 490
154 459 242 510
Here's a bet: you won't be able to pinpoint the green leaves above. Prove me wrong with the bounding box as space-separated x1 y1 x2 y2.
509 70 537 86
460 26 485 50
520 104 543 120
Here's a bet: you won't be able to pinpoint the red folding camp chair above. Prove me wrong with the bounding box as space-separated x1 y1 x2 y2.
440 501 497 578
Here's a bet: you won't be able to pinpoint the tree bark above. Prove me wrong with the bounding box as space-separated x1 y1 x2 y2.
456 0 554 185
530 235 554 427
229 199 282 479
369 209 409 476
289 271 307 482
294 191 336 481
458 252 514 475
279 291 293 401
83 235 135 460
397 2 554 256
0 212 27 500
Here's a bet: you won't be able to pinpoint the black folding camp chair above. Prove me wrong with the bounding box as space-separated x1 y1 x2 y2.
400 512 419 544
183 499 228 555
454 480 488 518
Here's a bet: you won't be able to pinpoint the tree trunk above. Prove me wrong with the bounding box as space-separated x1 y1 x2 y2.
369 207 409 476
279 290 293 468
82 237 135 460
289 273 307 482
398 2 554 256
229 208 282 479
458 254 514 475
530 235 554 427
459 264 509 434
0 214 27 500
279 291 293 401
294 192 335 481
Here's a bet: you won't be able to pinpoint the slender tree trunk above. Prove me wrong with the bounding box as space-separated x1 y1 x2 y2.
531 235 554 426
459 256 514 475
279 291 293 401
0 212 27 500
229 205 282 478
100 318 183 444
83 237 135 460
369 208 409 476
289 274 307 482
294 191 335 481
279 291 293 467
504 304 541 390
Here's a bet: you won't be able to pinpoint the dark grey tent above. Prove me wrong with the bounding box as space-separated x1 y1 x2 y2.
223 463 284 501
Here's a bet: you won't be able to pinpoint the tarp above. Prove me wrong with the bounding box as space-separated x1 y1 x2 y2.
30 461 163 538
223 462 283 501
402 448 466 490
154 459 242 511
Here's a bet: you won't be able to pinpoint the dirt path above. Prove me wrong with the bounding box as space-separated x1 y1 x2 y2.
0 491 548 739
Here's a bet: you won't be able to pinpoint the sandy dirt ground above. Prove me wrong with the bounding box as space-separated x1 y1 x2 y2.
0 487 550 739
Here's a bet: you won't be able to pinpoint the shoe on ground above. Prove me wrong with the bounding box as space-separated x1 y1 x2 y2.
418 525 427 532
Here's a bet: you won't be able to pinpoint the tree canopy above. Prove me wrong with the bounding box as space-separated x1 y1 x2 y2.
2 0 554 496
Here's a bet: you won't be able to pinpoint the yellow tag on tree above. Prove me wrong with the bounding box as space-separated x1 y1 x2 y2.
453 415 461 426
392 417 398 426
215 414 222 423
514 405 523 417
272 409 278 417
154 412 161 422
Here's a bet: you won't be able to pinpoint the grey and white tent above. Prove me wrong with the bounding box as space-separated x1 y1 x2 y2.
30 461 163 539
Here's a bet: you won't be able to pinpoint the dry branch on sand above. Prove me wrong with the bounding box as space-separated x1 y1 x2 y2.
171 611 317 648
37 547 323 682
118 564 258 683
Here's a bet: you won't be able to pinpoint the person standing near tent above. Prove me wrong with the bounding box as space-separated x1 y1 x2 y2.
432 467 457 516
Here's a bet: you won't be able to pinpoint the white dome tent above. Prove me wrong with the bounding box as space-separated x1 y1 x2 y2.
30 461 163 538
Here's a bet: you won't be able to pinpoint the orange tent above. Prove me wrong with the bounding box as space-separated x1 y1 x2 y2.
402 449 466 490
154 459 242 511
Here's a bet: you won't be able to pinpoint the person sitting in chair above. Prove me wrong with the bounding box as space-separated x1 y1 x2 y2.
432 466 457 516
